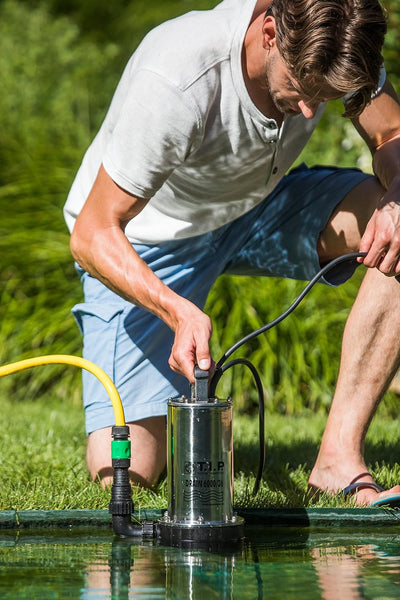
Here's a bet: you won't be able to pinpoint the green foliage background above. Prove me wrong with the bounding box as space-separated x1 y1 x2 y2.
0 0 399 414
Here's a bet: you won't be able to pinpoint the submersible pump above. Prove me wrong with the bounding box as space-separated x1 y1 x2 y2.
157 367 245 548
109 366 245 549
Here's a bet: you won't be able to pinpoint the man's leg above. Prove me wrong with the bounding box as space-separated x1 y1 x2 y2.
309 177 400 504
86 416 167 488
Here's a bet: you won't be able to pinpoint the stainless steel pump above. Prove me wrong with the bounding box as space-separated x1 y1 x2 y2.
157 368 244 549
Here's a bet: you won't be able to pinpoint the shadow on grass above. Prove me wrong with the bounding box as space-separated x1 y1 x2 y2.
234 435 400 504
365 439 400 466
235 423 400 476
235 438 318 476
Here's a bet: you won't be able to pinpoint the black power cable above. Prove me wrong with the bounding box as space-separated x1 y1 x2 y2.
209 251 367 496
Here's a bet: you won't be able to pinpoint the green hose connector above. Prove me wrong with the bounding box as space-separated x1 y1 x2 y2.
111 440 131 460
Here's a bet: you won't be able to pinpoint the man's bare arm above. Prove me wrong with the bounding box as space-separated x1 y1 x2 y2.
70 164 213 381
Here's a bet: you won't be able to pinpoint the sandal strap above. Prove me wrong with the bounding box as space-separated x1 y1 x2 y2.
343 481 385 497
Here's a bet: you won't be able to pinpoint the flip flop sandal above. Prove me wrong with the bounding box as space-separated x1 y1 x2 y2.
343 472 400 508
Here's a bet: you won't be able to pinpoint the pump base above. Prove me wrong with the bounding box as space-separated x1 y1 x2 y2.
157 517 245 550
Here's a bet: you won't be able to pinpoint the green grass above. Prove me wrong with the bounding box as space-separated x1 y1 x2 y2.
1 389 399 511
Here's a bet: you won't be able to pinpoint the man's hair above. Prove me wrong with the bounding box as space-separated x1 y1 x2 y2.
267 0 387 117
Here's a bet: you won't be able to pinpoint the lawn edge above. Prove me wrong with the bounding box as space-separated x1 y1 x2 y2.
1 507 399 529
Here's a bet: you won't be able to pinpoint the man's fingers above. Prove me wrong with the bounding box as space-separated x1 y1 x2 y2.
168 345 196 382
198 357 211 370
359 217 376 261
168 309 213 382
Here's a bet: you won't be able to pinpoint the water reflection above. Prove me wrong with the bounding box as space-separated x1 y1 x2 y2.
1 527 400 599
84 540 167 599
83 528 400 600
84 538 239 599
312 541 400 600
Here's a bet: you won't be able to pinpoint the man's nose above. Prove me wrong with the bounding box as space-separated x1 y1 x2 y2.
298 99 319 119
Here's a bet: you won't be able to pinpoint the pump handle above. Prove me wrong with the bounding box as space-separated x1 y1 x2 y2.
191 366 209 402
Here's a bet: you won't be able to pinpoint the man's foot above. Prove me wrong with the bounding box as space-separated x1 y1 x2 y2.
308 471 400 507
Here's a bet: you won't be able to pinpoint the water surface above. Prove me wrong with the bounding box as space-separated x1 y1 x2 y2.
1 526 400 599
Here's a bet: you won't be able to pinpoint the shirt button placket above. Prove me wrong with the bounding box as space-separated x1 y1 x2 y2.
265 121 279 183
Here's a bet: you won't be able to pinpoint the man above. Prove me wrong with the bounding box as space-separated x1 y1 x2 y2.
65 0 400 505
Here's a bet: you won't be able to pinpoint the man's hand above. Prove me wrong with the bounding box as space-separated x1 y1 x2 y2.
351 78 400 277
360 176 400 276
168 305 214 383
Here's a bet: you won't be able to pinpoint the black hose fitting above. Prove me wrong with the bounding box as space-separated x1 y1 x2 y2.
109 425 146 537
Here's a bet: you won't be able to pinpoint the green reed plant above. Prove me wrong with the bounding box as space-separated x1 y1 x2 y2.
0 1 118 401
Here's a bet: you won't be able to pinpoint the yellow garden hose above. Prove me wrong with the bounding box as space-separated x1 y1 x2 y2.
0 354 126 426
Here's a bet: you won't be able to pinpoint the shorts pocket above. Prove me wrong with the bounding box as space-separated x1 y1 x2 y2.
71 302 124 384
72 303 123 334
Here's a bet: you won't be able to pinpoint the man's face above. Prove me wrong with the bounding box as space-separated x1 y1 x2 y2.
265 49 342 119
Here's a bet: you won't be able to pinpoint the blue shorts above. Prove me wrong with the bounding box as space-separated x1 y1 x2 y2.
72 164 371 434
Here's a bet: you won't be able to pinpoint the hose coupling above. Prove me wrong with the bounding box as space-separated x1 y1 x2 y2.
109 426 134 519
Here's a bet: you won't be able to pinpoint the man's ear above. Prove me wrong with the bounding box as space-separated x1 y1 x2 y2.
262 15 277 50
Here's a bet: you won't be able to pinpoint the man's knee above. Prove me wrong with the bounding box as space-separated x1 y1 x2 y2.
318 176 384 262
86 416 167 489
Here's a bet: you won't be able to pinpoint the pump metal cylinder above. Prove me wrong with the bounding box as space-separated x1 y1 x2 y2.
168 397 233 523
158 396 244 548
